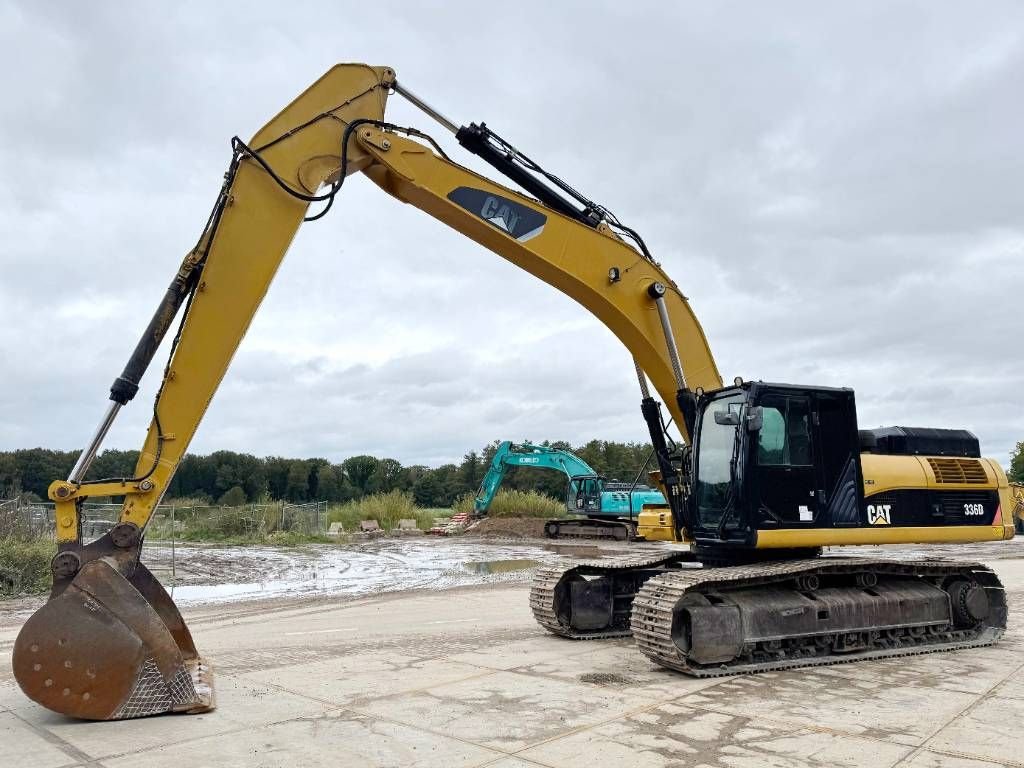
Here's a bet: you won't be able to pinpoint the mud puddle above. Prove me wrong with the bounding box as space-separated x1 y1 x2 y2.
144 539 563 605
462 559 539 574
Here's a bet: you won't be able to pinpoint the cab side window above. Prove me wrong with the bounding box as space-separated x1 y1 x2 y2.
757 396 812 466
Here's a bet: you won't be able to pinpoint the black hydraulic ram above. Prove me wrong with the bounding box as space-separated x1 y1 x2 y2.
109 255 202 406
391 81 603 229
633 359 694 537
66 252 203 484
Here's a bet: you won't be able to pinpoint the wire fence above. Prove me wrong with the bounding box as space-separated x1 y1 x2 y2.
0 498 330 543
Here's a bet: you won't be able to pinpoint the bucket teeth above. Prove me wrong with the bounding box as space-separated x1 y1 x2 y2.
12 558 214 720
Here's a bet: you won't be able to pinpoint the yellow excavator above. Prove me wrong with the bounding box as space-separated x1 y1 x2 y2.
1014 483 1024 534
13 64 1016 719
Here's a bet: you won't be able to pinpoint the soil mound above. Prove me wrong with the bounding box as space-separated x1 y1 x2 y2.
465 516 547 539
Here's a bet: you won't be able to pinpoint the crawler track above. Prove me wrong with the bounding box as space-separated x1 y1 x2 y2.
543 519 634 541
529 552 697 639
631 557 1006 677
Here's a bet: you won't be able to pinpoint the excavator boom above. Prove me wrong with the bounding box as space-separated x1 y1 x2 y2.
13 64 720 720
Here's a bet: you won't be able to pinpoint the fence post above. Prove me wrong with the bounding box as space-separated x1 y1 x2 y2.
170 505 176 586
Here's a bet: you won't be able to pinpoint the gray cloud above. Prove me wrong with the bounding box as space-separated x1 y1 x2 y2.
0 1 1021 468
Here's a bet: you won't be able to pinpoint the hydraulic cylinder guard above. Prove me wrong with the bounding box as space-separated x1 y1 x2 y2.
12 559 213 720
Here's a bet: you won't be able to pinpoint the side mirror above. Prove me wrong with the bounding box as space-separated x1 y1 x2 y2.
714 410 740 426
746 406 763 432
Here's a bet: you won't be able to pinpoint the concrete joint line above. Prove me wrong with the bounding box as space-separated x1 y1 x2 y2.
893 656 1024 768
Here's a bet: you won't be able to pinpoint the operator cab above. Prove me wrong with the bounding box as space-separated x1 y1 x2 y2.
567 475 603 514
687 382 863 549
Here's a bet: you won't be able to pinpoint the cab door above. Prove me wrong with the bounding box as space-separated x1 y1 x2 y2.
810 390 863 526
751 394 817 526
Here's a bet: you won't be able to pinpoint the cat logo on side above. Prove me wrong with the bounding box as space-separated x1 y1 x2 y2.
867 504 892 525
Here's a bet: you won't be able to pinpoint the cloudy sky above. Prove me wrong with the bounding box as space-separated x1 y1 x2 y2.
0 2 1021 468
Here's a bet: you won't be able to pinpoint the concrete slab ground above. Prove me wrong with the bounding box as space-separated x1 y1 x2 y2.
1 542 1022 768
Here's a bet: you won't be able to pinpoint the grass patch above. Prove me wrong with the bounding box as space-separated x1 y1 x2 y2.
0 535 55 596
327 491 436 532
148 505 331 545
453 489 564 518
162 531 334 546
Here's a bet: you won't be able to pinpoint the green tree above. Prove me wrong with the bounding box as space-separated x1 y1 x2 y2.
285 460 310 501
459 451 482 495
432 463 461 507
264 457 292 500
1010 441 1024 484
315 464 344 502
0 452 20 497
90 449 139 481
369 458 404 493
13 448 74 497
218 485 247 507
412 472 442 507
343 455 379 496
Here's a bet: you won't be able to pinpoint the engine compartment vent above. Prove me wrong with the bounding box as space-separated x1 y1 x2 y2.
927 458 988 484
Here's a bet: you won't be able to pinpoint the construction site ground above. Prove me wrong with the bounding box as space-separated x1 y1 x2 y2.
1 536 1022 768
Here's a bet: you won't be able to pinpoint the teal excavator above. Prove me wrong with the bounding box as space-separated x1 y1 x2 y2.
474 441 665 539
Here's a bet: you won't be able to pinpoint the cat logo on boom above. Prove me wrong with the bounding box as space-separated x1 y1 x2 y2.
867 504 892 525
447 186 547 242
481 195 521 233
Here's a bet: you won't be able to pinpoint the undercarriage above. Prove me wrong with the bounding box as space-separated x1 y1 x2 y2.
542 518 636 541
530 553 1006 676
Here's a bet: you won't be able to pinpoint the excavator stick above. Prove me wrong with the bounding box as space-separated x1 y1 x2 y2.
10 63 396 720
13 542 213 720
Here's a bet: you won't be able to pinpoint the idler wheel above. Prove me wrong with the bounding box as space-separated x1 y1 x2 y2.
948 580 990 626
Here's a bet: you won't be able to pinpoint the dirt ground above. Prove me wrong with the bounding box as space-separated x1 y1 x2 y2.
2 537 1023 768
465 516 549 538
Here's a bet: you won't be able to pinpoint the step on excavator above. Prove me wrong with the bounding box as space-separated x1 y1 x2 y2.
473 441 665 540
13 64 1016 720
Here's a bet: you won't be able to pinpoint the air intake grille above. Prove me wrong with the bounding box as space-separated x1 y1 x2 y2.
927 458 988 484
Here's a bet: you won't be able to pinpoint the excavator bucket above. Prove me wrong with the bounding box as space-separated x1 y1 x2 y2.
12 558 213 720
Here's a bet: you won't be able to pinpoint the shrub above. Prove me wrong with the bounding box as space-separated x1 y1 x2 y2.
217 486 248 507
0 535 54 596
327 490 435 532
456 489 564 518
178 506 264 540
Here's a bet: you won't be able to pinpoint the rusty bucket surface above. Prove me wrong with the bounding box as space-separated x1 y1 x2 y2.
12 557 214 720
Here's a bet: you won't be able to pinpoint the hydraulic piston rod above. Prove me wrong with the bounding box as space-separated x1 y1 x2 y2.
67 401 122 483
633 358 652 399
393 81 459 135
648 282 686 391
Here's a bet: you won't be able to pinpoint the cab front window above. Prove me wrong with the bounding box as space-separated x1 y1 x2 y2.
694 393 745 528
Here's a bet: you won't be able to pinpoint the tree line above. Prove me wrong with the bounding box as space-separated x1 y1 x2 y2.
0 439 658 509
